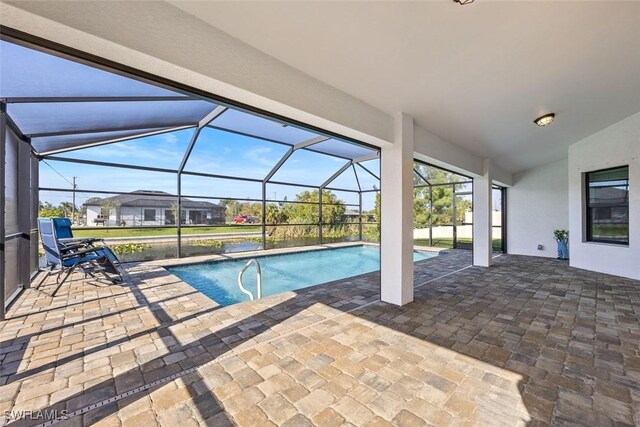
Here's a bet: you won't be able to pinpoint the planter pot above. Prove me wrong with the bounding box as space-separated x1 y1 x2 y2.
556 239 569 260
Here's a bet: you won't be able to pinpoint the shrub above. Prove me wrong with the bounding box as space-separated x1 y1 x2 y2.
553 229 569 241
191 239 224 248
110 243 151 254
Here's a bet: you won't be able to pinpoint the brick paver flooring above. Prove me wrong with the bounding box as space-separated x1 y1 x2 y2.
1 248 639 426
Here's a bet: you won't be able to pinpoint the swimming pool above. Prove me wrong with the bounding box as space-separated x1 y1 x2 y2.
167 245 436 306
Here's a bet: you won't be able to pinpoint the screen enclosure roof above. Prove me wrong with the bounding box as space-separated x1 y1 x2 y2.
0 39 379 189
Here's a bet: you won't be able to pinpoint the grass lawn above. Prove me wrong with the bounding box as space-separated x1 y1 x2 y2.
592 224 628 236
73 225 261 238
414 237 503 251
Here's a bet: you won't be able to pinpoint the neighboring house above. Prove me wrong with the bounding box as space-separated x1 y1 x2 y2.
590 186 629 226
84 190 226 226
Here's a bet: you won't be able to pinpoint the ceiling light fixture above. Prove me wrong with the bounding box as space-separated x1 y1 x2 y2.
453 0 475 5
534 113 555 127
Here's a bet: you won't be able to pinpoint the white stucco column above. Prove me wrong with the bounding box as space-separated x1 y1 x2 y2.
380 113 414 305
473 159 493 267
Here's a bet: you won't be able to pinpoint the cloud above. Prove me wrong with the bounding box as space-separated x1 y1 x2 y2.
163 133 179 144
243 147 277 166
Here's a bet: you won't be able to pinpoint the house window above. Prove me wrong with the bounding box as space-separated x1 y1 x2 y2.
586 166 629 245
144 209 156 222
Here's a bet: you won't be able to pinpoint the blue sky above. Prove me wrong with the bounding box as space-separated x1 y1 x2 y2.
40 129 379 210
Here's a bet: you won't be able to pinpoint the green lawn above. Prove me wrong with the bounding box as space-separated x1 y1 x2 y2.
414 238 503 251
73 225 261 238
592 224 628 236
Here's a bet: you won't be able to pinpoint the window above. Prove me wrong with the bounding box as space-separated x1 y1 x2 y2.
164 209 175 225
144 209 156 222
586 166 629 245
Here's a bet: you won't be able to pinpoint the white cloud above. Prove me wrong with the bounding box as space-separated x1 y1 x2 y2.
163 133 179 144
243 147 277 167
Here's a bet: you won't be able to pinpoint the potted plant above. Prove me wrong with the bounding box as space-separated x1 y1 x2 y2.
553 229 569 260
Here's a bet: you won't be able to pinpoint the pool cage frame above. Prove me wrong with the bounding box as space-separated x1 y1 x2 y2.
413 160 507 252
0 102 382 317
413 160 473 249
0 28 386 319
36 131 381 257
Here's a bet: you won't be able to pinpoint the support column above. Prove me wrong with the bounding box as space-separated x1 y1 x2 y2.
177 174 182 257
429 185 433 247
358 192 363 241
380 113 414 306
473 159 493 267
261 182 267 250
0 104 6 320
452 188 458 249
30 155 39 281
17 138 31 289
318 189 323 244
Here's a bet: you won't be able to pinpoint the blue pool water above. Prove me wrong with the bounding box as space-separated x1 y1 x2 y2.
167 245 436 306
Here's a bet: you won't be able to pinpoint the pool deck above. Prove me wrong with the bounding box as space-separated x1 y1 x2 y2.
1 246 639 426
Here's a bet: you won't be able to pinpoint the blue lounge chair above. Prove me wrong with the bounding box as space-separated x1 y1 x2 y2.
51 218 120 265
37 218 122 296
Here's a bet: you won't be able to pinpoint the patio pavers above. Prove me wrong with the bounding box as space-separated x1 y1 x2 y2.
1 249 639 426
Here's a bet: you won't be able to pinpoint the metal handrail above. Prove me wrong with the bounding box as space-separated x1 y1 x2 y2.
238 258 262 301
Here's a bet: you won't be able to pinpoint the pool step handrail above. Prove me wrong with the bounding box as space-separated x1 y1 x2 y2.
238 258 262 300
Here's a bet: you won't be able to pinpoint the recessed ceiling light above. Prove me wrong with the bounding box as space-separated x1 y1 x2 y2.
534 113 555 127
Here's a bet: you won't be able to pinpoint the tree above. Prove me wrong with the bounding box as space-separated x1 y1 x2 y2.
265 190 346 239
264 203 286 236
38 202 65 218
101 199 121 225
219 199 244 222
219 199 238 218
369 164 471 237
82 197 103 217
169 202 181 225
281 190 345 225
239 202 262 218
59 201 78 221
363 191 381 242
220 199 262 220
413 163 470 228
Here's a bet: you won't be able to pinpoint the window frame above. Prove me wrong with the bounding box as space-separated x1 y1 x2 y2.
585 165 629 245
143 208 157 222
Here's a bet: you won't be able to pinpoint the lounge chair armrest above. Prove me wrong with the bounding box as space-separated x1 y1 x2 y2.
60 246 104 260
59 241 89 250
59 237 103 245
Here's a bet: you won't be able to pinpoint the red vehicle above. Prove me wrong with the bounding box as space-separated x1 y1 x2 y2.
233 215 258 224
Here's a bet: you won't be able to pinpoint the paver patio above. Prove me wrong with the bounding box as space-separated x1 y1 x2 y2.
1 248 639 426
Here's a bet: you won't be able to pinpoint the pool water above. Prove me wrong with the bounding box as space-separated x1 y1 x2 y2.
167 245 435 306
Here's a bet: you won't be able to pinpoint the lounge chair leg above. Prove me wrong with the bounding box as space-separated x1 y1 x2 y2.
33 270 51 291
51 266 75 297
96 257 123 284
99 266 112 283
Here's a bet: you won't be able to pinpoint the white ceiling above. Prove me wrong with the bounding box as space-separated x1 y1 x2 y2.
170 1 640 173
